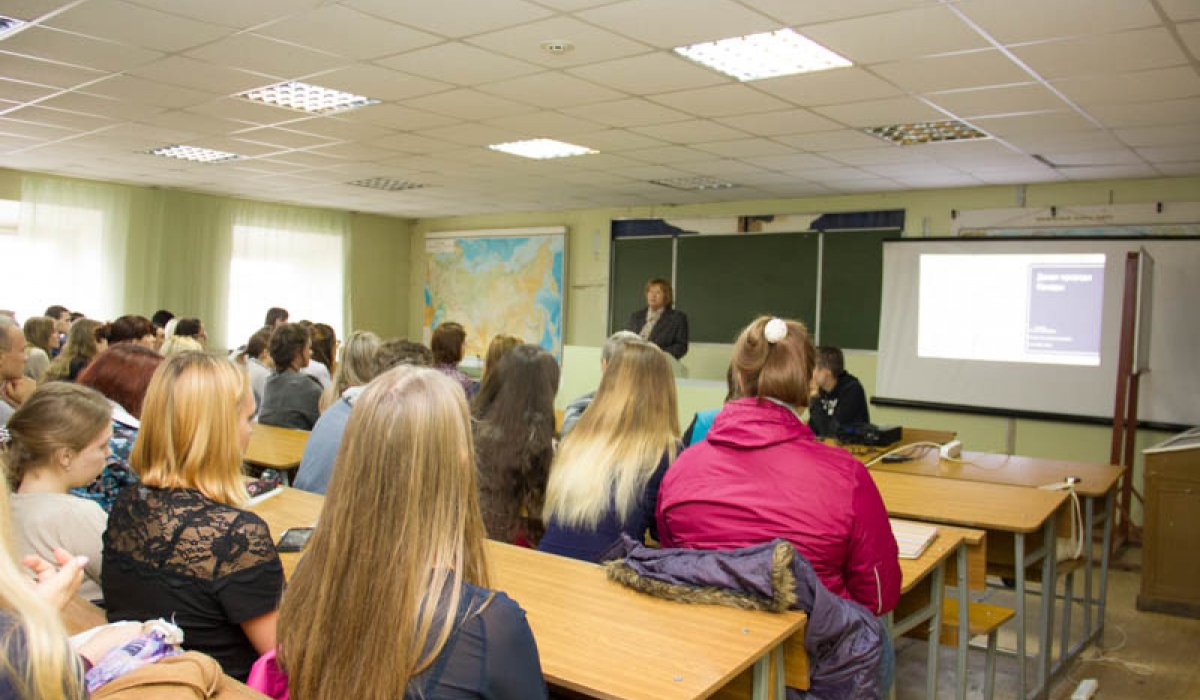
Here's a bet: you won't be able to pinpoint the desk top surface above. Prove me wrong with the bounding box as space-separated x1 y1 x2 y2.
250 488 806 700
871 450 1124 498
872 470 1068 534
244 423 309 470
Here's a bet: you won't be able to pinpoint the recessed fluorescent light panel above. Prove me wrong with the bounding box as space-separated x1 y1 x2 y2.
147 145 244 163
0 15 28 38
866 120 989 146
488 139 597 160
348 177 427 191
651 176 738 191
674 28 851 81
237 81 379 115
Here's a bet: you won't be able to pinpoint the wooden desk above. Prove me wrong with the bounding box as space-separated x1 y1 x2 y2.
250 489 807 700
244 423 309 476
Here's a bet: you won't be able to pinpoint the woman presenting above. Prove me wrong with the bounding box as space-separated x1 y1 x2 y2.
624 278 688 360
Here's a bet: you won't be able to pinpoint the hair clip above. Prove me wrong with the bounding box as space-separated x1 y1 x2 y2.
764 318 788 344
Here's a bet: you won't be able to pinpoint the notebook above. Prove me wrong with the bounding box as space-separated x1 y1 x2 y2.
890 519 939 559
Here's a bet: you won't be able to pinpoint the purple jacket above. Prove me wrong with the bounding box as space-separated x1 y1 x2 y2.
602 535 883 700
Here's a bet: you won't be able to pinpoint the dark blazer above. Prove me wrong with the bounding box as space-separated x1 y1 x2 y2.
625 307 689 359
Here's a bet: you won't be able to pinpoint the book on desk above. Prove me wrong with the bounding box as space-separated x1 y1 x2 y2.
890 519 939 559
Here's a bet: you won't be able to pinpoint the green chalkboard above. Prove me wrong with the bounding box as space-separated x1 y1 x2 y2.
818 231 901 349
609 237 673 334
676 233 819 343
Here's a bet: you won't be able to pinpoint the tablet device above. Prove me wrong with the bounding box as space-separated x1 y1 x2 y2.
277 527 314 553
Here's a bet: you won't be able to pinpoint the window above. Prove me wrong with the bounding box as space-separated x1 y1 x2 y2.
226 224 345 349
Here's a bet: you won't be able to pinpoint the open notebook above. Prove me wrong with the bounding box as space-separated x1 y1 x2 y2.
890 519 939 559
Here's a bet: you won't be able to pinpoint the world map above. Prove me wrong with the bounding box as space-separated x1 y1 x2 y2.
424 234 564 361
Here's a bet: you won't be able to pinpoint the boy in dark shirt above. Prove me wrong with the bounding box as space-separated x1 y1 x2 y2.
808 346 870 438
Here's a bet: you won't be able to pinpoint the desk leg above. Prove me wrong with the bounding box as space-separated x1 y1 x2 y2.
1015 533 1027 699
956 543 969 700
1083 496 1095 640
751 652 769 700
927 562 944 700
1036 519 1057 700
773 646 785 700
1098 489 1115 644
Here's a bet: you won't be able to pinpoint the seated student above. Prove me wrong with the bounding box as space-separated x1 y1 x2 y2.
159 334 204 356
236 328 273 412
173 317 207 348
318 330 378 412
107 315 157 349
4 383 113 604
809 346 870 438
276 366 548 700
72 344 163 511
559 330 641 438
657 317 901 617
150 309 174 350
481 333 521 385
22 316 58 383
45 319 105 383
301 323 336 389
431 321 478 397
102 353 283 681
1 317 35 426
539 340 679 562
681 364 739 448
471 344 558 546
264 306 288 329
258 323 321 431
294 339 431 495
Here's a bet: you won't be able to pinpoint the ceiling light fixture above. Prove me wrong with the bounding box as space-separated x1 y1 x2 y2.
489 138 597 160
650 176 738 191
674 28 852 82
147 145 244 163
0 15 27 39
865 120 989 146
348 177 428 191
237 81 380 115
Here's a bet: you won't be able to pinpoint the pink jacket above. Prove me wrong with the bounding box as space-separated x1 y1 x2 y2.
656 398 901 615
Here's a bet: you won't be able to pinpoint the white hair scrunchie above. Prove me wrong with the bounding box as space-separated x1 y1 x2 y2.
764 318 788 344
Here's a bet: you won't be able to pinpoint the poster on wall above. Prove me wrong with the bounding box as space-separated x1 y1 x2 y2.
424 226 565 363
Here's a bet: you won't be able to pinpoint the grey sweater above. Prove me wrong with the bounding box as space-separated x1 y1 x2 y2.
258 371 321 431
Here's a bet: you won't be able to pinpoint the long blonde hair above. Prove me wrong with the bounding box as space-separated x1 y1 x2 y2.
278 366 491 700
0 479 84 700
318 330 380 412
45 319 103 382
131 353 250 506
544 340 679 529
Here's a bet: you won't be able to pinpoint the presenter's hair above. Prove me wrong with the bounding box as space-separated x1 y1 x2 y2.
645 278 674 308
816 346 845 377
320 330 380 411
278 366 490 700
78 343 163 418
132 353 251 506
733 316 815 408
482 334 522 381
544 340 678 530
2 383 111 490
268 323 310 370
431 322 467 365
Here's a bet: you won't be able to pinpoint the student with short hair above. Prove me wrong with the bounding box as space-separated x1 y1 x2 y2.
539 340 680 562
809 346 870 438
277 366 548 700
263 307 288 329
21 316 58 383
173 317 207 347
102 353 283 681
431 321 477 397
4 383 113 603
258 323 321 431
1 317 35 426
107 315 157 349
471 344 559 546
43 305 71 337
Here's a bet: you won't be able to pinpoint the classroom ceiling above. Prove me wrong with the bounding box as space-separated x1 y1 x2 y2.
0 0 1198 218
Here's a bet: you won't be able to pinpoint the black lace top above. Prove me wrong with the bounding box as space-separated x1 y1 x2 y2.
101 486 284 681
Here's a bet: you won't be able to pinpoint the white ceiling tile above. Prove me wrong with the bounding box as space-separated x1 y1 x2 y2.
375 42 543 87
36 91 163 121
1114 123 1200 147
6 105 117 131
580 0 778 49
773 129 887 151
712 109 842 136
0 1 82 21
955 0 1162 45
738 0 941 25
629 119 749 144
970 165 1064 184
184 137 282 157
673 159 770 176
620 145 716 164
276 116 394 142
125 0 322 30
554 152 643 171
333 103 457 130
303 65 451 102
614 164 696 180
1059 164 1159 179
560 98 691 128
567 53 729 94
1159 0 1200 21
925 83 1068 118
1052 66 1200 108
0 78 60 103
892 173 984 189
478 72 625 108
752 67 904 107
45 0 232 52
871 50 1033 94
972 111 1099 135
0 117 78 140
304 142 406 162
345 0 554 38
646 84 792 118
824 145 933 166
137 110 248 135
127 57 274 96
62 123 203 150
467 16 652 68
863 162 971 179
1 26 163 73
737 152 842 171
184 34 347 80
823 178 905 192
1153 161 1200 176
414 123 526 147
483 111 606 138
81 75 218 109
1035 149 1146 167
793 165 879 182
374 132 463 155
693 138 797 158
802 6 989 64
253 6 441 60
1176 20 1200 57
403 89 537 119
812 96 946 127
1001 129 1124 154
1088 97 1200 128
0 51 105 89
908 139 1032 166
184 98 299 125
230 127 340 150
1011 28 1188 80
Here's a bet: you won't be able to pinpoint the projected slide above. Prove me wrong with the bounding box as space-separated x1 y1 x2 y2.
918 254 1105 366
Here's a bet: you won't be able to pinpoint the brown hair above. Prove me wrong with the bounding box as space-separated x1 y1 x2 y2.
373 339 433 376
816 346 845 377
430 322 466 365
278 366 490 700
268 323 310 371
310 323 337 372
2 383 111 490
645 278 674 308
732 316 815 408
44 319 103 382
482 334 521 382
22 317 55 355
108 315 155 345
